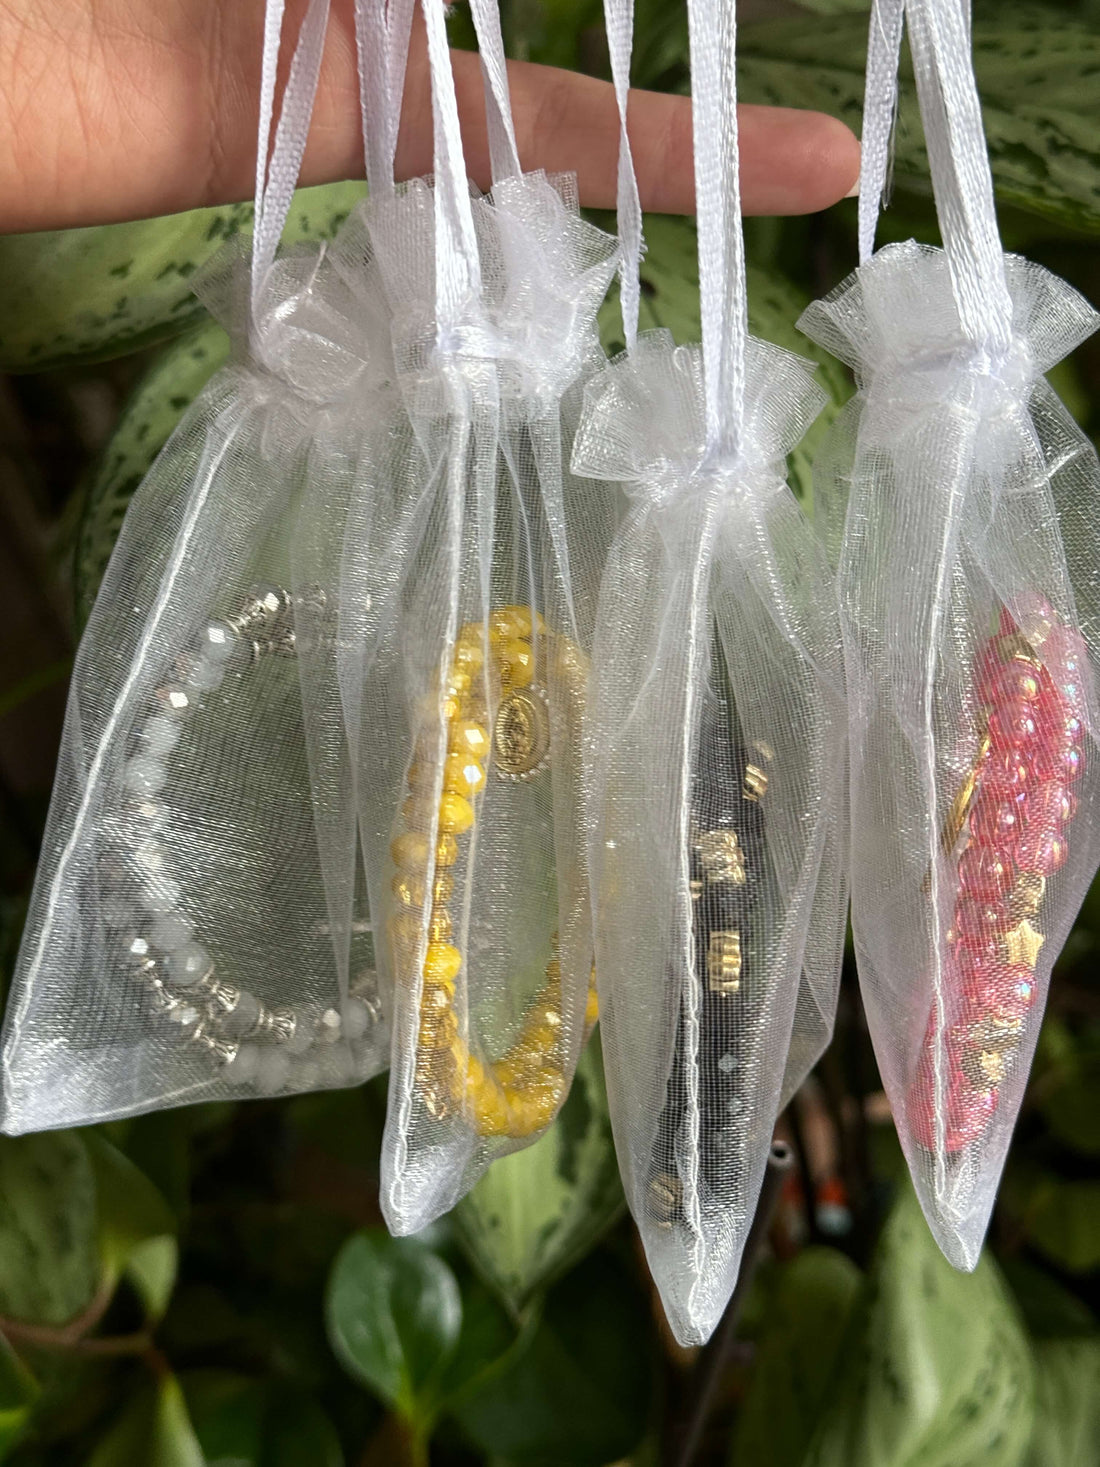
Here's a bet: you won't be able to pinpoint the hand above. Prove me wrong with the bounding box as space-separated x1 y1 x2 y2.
0 0 859 234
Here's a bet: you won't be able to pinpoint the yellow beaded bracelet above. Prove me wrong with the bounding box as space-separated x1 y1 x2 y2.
389 605 596 1138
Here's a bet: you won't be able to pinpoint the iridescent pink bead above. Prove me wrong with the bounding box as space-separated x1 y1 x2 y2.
958 843 1012 900
980 748 1030 798
1026 780 1074 835
953 896 1010 942
988 698 1040 750
990 656 1042 706
1063 744 1085 783
1016 827 1069 875
968 795 1022 849
961 964 1038 1019
953 924 1004 971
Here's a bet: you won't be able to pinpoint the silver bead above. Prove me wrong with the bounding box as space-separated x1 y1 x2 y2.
256 1048 291 1095
123 934 154 968
343 995 376 1040
227 585 288 638
168 942 213 988
141 715 183 757
318 1008 342 1044
198 620 237 662
203 977 241 1015
152 684 191 718
225 990 262 1035
226 1043 261 1085
268 1007 297 1044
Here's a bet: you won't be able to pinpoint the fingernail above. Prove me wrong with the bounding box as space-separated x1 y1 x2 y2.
845 179 860 198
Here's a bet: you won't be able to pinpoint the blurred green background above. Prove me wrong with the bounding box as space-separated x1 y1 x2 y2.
0 1 1097 1462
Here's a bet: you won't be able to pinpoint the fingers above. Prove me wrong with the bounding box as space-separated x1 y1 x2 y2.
0 0 859 234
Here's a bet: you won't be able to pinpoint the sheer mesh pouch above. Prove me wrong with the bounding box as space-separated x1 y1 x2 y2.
799 0 1100 1266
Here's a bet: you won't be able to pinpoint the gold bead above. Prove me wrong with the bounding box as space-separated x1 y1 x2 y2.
962 1047 1010 1088
424 942 462 983
392 873 425 908
494 637 534 688
432 871 455 904
391 831 429 871
743 764 769 802
443 752 486 796
449 719 491 761
491 605 544 640
457 621 489 647
648 1172 682 1229
389 910 423 951
444 668 472 699
453 637 485 673
695 829 746 885
391 831 459 871
707 930 742 995
438 793 475 835
428 906 452 941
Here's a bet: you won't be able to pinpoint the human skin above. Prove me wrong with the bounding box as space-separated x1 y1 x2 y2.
0 0 860 233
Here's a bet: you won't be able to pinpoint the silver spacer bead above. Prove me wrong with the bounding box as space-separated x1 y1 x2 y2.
199 972 241 1014
190 1021 240 1064
249 1004 297 1044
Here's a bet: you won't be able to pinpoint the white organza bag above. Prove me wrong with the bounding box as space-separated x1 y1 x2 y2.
799 0 1100 1266
1 0 394 1129
336 0 618 1233
580 0 848 1345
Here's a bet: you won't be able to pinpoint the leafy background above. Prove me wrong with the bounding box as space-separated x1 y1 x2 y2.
0 0 1098 1462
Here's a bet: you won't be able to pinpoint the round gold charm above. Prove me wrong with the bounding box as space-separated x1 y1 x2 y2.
493 684 551 781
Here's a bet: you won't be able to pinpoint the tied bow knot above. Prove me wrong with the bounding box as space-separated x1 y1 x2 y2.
571 331 825 512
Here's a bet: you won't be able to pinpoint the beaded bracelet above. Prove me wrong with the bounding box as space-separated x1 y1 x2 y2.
106 584 381 1096
906 602 1085 1152
389 604 597 1139
646 649 774 1229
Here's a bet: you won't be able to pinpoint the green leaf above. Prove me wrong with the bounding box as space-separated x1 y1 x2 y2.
0 1333 38 1460
86 1373 204 1467
454 1036 623 1310
1026 1337 1100 1467
74 316 231 625
182 1371 345 1467
83 1133 178 1317
452 1252 654 1466
732 1247 863 1467
325 1231 462 1427
739 10 1100 233
805 1183 1036 1467
0 1133 99 1326
1010 1174 1100 1274
0 181 367 374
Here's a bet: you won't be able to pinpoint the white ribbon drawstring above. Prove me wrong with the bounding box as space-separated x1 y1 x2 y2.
603 0 644 352
251 0 332 331
467 0 522 182
859 0 1014 354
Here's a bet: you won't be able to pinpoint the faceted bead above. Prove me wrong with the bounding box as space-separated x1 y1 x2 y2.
256 1048 291 1096
423 942 462 983
494 638 534 688
226 1043 261 1085
344 996 374 1041
407 761 439 793
437 793 474 835
391 831 430 871
453 637 485 673
389 911 424 951
958 844 1012 901
491 605 543 640
449 720 490 761
963 964 1038 1017
988 699 1039 750
392 873 425 908
443 667 472 699
442 753 485 797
